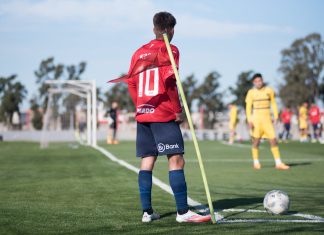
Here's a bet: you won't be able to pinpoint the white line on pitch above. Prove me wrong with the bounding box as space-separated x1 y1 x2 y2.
222 208 324 221
93 145 204 212
221 141 252 148
218 219 324 223
93 145 324 223
123 158 323 163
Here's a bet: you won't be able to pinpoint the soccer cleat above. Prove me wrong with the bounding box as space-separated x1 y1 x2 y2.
113 140 119 144
275 163 290 170
253 163 261 170
142 212 160 223
176 210 211 223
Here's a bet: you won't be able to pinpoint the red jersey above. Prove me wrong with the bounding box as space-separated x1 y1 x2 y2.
309 105 321 124
280 109 293 124
127 39 182 123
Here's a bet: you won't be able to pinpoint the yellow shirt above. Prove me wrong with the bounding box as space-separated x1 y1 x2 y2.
229 105 238 124
299 106 307 121
245 86 278 122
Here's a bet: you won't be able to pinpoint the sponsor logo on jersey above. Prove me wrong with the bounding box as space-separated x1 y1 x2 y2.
157 143 179 152
139 52 152 59
137 104 155 114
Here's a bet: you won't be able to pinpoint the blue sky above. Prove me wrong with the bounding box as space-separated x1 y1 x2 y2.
1 0 324 109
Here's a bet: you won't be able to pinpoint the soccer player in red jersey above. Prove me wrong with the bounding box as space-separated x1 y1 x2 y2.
126 12 210 223
309 103 322 142
279 106 293 142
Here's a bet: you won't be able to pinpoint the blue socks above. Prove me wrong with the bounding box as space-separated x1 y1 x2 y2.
138 169 189 215
169 169 188 214
138 170 152 212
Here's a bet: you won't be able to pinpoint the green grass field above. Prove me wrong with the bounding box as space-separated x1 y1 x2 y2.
1 140 324 234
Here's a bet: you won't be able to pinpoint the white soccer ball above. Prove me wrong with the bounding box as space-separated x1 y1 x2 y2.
263 190 290 215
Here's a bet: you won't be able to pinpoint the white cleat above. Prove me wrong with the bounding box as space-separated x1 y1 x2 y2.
142 212 160 223
176 210 211 223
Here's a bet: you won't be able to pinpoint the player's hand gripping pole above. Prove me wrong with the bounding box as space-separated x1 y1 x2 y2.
163 33 216 224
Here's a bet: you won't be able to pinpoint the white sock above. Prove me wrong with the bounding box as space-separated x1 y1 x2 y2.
253 159 260 165
275 159 282 165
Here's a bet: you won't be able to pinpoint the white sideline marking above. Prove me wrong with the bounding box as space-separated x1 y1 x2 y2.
218 219 324 223
222 209 324 221
93 145 324 223
221 141 251 148
124 158 323 163
93 145 203 211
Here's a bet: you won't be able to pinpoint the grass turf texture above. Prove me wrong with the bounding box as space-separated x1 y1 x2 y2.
0 141 323 234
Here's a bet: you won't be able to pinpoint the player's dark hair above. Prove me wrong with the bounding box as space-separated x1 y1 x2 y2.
153 12 176 31
252 73 263 81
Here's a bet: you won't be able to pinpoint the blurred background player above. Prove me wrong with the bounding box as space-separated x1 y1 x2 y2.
320 111 324 144
279 106 293 143
11 111 20 130
106 101 119 144
245 73 289 170
126 12 210 223
76 108 86 143
228 103 238 144
308 103 321 143
298 102 309 142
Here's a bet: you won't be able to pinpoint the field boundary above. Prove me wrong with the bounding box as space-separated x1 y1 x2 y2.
221 141 252 148
93 145 324 223
122 158 324 163
93 145 202 208
221 209 324 222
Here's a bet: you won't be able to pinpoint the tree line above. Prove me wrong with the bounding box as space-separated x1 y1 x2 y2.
0 32 323 129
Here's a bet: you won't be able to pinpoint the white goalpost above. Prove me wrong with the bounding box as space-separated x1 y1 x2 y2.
40 80 97 148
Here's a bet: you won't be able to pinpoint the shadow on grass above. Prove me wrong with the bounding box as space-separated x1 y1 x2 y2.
212 197 264 218
287 162 312 167
156 197 264 217
133 197 265 220
213 197 263 210
160 211 176 219
261 162 311 169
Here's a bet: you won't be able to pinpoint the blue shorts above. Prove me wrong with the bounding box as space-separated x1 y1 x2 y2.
313 123 321 131
136 121 184 158
284 123 291 131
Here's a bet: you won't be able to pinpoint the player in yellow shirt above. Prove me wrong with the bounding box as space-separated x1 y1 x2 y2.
298 102 308 142
245 73 289 170
228 103 238 144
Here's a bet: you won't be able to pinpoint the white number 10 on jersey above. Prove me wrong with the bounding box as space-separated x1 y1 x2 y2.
138 68 159 97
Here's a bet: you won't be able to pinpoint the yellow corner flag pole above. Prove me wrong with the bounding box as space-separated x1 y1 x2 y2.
163 33 216 224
